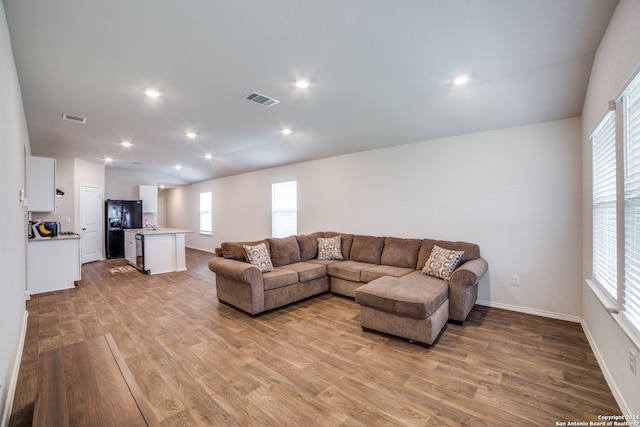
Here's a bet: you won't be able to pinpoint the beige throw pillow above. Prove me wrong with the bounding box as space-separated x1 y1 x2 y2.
422 245 464 281
243 242 273 273
317 236 344 260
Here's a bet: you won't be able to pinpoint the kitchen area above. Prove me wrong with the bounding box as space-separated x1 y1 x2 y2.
26 156 82 295
26 155 193 296
106 185 192 275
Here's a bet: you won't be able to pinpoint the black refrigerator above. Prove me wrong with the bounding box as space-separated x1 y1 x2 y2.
105 199 143 259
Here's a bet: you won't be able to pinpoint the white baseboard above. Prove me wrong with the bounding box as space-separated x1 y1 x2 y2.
581 319 631 415
475 300 582 323
1 310 28 427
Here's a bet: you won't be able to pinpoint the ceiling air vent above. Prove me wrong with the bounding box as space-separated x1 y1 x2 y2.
242 91 280 107
62 113 87 124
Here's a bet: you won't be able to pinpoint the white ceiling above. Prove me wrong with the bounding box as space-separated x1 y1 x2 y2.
4 0 618 184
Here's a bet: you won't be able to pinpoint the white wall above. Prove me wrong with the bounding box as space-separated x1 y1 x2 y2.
168 117 583 321
105 168 187 200
580 0 640 416
0 3 29 423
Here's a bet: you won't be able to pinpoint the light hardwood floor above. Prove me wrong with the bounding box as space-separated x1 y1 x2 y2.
10 248 620 426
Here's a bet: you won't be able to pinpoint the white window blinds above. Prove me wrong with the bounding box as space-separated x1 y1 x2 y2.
272 181 297 238
591 109 617 300
624 75 640 334
199 192 212 234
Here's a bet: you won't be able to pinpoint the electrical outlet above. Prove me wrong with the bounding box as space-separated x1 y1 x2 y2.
630 349 637 376
512 275 520 286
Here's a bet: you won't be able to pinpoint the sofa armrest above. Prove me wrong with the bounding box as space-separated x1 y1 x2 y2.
448 257 488 322
449 257 488 288
208 256 263 285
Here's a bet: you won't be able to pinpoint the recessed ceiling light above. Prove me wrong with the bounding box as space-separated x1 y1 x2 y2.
104 157 112 162
295 80 309 89
175 165 182 170
121 141 132 147
453 76 469 86
204 154 212 159
145 89 160 98
282 129 292 135
186 132 197 139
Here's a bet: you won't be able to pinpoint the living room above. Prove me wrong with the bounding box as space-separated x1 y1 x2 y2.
1 1 640 425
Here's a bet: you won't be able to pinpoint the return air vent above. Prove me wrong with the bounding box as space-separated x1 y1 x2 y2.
243 91 280 107
62 113 87 124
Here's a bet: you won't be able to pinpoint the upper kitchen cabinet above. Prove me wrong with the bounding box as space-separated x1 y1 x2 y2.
27 156 56 212
138 185 157 213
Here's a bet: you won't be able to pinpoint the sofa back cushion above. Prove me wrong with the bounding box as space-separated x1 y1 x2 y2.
350 235 386 264
381 237 422 268
417 239 480 270
222 240 269 261
296 233 322 261
267 236 302 267
322 232 354 259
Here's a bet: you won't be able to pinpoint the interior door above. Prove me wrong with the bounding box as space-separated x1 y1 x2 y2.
80 185 103 263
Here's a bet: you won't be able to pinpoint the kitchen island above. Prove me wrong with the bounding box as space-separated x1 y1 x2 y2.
124 228 193 275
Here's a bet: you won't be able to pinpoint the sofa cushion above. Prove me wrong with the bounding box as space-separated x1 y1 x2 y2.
306 259 342 266
318 236 344 260
267 236 301 267
417 239 480 270
222 240 268 261
282 262 327 282
327 260 377 282
322 232 354 259
350 235 385 264
380 237 421 269
243 242 273 273
355 275 448 319
296 234 321 261
262 268 299 291
421 245 464 280
360 265 414 283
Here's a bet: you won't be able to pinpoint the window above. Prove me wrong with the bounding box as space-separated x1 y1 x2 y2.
199 191 212 234
623 75 640 335
591 70 640 340
272 181 297 238
591 108 617 300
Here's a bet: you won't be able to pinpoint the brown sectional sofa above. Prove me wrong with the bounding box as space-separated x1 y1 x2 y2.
208 232 488 327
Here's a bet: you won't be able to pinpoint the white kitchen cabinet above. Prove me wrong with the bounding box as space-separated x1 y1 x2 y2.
124 231 136 265
138 185 158 213
27 156 56 212
27 236 81 294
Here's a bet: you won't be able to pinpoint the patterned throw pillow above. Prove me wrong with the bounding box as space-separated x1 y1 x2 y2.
422 245 464 281
317 236 344 260
243 242 273 273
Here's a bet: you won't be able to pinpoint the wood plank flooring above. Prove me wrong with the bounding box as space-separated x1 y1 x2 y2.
10 248 620 426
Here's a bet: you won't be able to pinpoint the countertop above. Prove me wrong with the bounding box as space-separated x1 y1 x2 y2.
29 234 81 242
125 228 193 236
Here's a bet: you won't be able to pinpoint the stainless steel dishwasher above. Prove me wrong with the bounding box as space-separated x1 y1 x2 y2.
135 233 145 272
